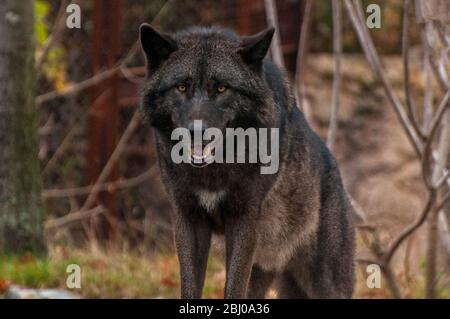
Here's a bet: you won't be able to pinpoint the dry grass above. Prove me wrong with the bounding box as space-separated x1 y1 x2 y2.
1 244 448 298
0 246 225 298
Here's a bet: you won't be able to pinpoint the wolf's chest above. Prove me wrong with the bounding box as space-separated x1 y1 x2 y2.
195 190 226 213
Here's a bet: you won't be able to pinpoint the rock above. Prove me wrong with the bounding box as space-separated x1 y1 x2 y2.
4 285 82 299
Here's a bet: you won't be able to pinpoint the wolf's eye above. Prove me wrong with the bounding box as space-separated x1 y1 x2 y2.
217 85 227 93
176 84 187 93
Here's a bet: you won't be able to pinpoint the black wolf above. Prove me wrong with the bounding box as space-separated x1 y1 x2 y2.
139 24 355 298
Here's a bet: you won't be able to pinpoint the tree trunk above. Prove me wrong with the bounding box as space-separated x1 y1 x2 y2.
0 0 45 254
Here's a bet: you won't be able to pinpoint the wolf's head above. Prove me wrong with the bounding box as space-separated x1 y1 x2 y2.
140 24 277 133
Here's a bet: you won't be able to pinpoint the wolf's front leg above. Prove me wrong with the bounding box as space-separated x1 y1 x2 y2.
174 211 212 299
224 212 258 299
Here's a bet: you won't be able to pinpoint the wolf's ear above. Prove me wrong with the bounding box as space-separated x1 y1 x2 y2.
239 28 275 68
139 23 177 70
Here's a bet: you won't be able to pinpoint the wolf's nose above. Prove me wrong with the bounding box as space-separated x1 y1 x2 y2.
188 120 208 136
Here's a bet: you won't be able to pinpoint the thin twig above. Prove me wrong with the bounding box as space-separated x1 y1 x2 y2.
435 168 449 189
436 21 450 47
327 0 342 151
427 90 450 138
380 263 403 299
422 90 450 187
36 0 70 70
426 37 450 91
44 206 105 230
41 89 111 175
385 191 436 263
42 165 156 199
438 213 450 265
356 257 377 265
402 0 425 140
436 191 450 213
37 66 119 105
79 110 142 212
294 0 313 117
42 123 80 175
349 193 367 223
423 22 434 132
263 0 285 69
36 41 140 105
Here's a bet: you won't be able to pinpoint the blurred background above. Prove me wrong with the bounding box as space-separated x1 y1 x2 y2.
0 0 449 298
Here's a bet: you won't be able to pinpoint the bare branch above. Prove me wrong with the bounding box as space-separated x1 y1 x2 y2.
422 90 450 187
36 66 120 105
294 0 312 96
42 165 156 199
36 41 140 105
402 0 426 140
423 23 434 132
327 0 343 151
79 110 142 212
344 0 423 157
385 191 436 262
44 206 105 230
42 122 80 175
41 88 115 175
436 190 450 213
438 213 450 264
36 0 69 70
436 21 450 47
435 168 450 189
428 89 450 138
356 224 377 232
422 84 450 188
349 194 367 223
294 0 313 122
263 0 285 69
356 257 377 265
429 56 449 91
380 263 403 299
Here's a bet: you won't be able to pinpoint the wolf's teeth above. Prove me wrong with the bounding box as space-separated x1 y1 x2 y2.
203 145 211 156
192 154 207 160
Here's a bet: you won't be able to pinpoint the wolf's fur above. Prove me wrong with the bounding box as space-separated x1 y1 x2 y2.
140 24 355 299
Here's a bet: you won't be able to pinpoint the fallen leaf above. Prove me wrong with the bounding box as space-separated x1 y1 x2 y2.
161 277 178 288
0 279 12 294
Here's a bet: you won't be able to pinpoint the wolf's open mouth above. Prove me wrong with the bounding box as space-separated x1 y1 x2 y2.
189 144 215 167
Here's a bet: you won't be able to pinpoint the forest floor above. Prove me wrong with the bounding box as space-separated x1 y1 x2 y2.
1 53 449 299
